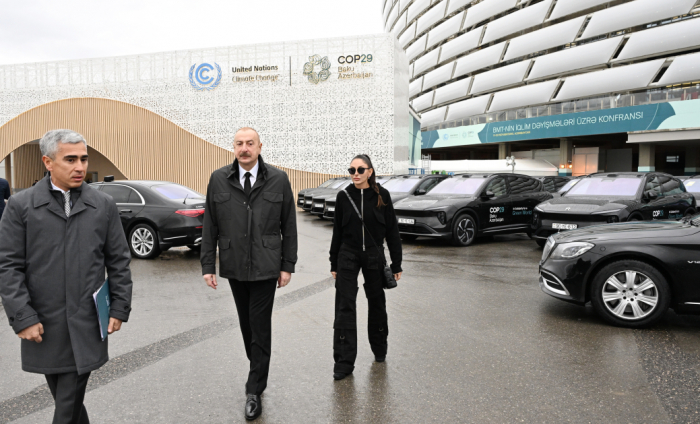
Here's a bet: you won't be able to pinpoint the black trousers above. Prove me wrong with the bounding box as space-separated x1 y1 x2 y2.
334 245 388 374
45 372 91 424
229 279 277 395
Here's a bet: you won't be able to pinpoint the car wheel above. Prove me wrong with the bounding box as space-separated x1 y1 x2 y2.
627 215 642 221
535 238 547 248
401 234 418 242
129 224 161 259
451 214 476 246
590 260 670 328
187 244 201 252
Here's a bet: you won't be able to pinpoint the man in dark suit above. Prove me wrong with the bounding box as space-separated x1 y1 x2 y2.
0 130 133 424
0 176 9 220
201 127 297 421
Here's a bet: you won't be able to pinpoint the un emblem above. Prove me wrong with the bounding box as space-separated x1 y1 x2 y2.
189 63 222 91
303 55 331 84
442 134 449 141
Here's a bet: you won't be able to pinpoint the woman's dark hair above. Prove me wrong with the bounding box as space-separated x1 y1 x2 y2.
353 154 386 208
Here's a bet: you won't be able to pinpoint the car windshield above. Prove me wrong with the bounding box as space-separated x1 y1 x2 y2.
152 184 204 200
382 178 419 193
683 180 700 193
558 179 580 193
429 178 485 195
565 177 642 197
329 180 348 189
319 179 335 188
376 176 392 185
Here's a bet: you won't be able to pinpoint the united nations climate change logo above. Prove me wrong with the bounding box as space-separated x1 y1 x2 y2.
303 55 331 85
189 63 222 91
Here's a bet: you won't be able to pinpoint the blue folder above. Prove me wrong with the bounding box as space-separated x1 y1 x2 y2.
93 279 110 341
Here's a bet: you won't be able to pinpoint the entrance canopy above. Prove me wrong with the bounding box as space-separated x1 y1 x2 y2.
430 159 558 176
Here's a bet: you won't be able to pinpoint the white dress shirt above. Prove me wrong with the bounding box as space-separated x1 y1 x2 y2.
50 179 73 207
239 161 259 188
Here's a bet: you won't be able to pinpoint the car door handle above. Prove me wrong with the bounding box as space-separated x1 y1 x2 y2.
119 210 132 213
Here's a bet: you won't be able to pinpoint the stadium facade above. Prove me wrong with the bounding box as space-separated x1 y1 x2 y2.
0 34 410 194
383 0 700 175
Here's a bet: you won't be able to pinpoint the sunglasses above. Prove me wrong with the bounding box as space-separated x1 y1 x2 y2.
348 167 369 175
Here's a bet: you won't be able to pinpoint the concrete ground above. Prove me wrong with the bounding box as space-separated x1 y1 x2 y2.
2 210 700 423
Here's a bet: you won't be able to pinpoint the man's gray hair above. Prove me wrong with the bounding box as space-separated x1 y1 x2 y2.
39 129 87 159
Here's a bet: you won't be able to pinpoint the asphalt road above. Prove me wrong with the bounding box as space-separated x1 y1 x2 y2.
2 210 700 423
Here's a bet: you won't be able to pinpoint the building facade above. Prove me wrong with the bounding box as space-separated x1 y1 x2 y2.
383 0 700 175
0 34 409 194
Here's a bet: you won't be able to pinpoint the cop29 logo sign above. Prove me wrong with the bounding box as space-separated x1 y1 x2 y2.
189 63 222 91
303 55 331 85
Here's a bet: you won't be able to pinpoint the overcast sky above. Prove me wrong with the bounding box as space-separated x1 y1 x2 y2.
0 0 385 65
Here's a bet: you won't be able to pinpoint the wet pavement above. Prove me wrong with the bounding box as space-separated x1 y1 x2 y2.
2 210 700 423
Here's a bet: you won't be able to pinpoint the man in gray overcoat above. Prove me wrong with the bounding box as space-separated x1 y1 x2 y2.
0 129 133 424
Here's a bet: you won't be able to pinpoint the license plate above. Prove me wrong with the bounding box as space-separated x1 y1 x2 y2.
398 218 415 225
552 223 577 230
328 207 335 212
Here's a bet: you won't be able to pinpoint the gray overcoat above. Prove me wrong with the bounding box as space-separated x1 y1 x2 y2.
0 176 132 375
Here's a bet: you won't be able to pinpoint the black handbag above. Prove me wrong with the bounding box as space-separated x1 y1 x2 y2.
342 190 398 289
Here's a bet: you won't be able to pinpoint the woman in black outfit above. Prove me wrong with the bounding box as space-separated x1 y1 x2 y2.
329 154 403 380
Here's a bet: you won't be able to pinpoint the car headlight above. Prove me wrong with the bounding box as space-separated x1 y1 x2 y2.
549 242 594 259
591 208 624 215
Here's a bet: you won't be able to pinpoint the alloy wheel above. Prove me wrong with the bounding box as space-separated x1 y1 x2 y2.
457 218 475 244
132 228 155 256
601 270 659 320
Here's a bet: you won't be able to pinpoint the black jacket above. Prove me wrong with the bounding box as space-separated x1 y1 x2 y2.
330 184 402 274
201 156 298 281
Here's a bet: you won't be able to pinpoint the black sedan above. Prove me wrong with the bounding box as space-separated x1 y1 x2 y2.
532 172 696 246
322 174 446 219
297 178 338 208
91 179 205 259
393 173 552 245
539 218 700 327
301 178 350 211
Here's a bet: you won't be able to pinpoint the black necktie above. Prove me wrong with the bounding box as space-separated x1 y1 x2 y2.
244 172 252 198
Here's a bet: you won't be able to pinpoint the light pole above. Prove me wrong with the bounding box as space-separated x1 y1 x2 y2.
505 156 516 173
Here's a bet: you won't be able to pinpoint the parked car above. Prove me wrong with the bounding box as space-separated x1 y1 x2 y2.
322 174 447 219
539 176 574 193
313 175 397 217
302 178 351 212
532 172 696 247
682 174 700 202
91 179 205 259
297 178 338 208
539 217 700 327
393 173 553 245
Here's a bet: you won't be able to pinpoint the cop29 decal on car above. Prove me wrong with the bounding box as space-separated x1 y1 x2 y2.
303 55 331 85
189 63 222 91
531 172 697 247
392 173 553 246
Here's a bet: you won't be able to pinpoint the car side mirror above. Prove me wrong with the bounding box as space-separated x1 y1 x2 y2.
482 190 495 199
416 189 427 195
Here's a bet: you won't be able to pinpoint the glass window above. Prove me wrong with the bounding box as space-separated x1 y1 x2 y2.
508 176 540 194
554 178 571 192
566 177 643 197
376 176 393 185
558 178 580 193
329 179 349 189
429 178 486 195
661 177 684 195
152 184 204 200
542 178 557 193
383 178 420 193
485 177 507 197
417 177 441 193
102 185 132 203
643 177 663 198
319 179 335 188
127 189 142 204
683 179 700 193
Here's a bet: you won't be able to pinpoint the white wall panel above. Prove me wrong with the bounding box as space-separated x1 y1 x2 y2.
399 0 411 14
382 0 389 14
385 2 400 31
393 11 408 37
420 106 448 126
482 0 552 44
470 60 530 94
504 16 585 61
447 0 471 15
417 1 448 35
454 42 506 78
488 79 560 111
434 77 472 105
616 19 700 62
582 0 697 39
548 0 615 21
409 77 424 97
423 62 455 89
383 0 394 23
439 27 483 62
657 52 700 86
400 22 417 48
527 37 621 80
463 0 518 29
555 59 665 101
413 48 441 75
406 34 427 61
445 95 491 120
407 0 431 23
413 91 435 111
427 12 465 48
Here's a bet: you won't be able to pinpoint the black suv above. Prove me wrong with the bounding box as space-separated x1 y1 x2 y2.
532 172 696 246
393 173 553 246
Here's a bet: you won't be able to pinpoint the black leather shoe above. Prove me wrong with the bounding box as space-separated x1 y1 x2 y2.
245 394 262 421
333 372 351 380
375 356 386 363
